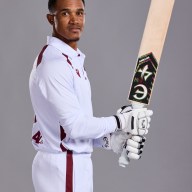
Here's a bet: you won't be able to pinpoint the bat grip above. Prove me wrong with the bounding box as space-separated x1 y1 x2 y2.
118 102 144 167
132 102 145 109
119 147 130 167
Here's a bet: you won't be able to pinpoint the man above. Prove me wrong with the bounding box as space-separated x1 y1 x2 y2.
29 0 153 191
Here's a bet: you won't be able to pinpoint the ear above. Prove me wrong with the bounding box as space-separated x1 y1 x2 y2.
47 14 54 25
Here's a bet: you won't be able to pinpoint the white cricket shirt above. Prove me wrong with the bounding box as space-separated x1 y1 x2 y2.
29 36 117 153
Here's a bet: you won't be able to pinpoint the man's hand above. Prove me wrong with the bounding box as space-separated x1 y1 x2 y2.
126 135 145 159
119 135 146 167
114 105 153 135
110 132 129 154
109 132 145 156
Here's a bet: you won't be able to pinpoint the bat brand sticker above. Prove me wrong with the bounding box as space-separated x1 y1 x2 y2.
129 52 158 105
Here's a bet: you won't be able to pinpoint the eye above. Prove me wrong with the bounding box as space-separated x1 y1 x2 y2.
76 11 85 16
61 11 69 16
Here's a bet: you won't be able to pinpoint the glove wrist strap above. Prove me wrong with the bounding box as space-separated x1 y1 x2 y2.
114 115 122 131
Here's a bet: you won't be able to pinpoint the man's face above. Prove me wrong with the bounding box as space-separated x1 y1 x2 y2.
49 0 85 44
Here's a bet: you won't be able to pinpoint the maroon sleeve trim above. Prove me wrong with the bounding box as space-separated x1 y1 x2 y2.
36 45 48 67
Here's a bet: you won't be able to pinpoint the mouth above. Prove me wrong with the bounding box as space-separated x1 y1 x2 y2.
69 27 81 33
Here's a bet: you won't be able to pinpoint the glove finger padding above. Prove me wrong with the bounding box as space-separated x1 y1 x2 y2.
127 139 141 148
127 152 141 160
131 135 146 143
126 135 146 160
126 146 141 154
147 116 151 123
138 110 153 119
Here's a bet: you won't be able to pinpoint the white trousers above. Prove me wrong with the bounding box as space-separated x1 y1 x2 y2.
32 151 93 192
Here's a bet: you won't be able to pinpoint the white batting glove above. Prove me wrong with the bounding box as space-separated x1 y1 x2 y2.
119 135 146 167
100 132 129 154
110 132 129 154
114 105 153 135
126 135 145 159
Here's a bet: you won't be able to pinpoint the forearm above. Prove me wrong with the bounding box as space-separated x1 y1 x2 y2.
61 115 117 140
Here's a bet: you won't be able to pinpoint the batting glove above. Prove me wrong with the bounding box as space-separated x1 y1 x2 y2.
99 132 129 154
110 132 129 154
119 134 146 167
114 105 153 135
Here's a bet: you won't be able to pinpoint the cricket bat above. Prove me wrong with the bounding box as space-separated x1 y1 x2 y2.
119 0 175 167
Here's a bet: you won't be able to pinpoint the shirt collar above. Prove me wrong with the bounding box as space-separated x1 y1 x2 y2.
47 36 85 59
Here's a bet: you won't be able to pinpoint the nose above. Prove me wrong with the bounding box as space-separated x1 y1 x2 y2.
69 13 78 24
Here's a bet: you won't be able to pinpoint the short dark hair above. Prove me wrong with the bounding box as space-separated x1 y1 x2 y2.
48 0 85 13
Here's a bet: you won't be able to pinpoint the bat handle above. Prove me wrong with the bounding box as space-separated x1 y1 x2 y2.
119 147 130 167
131 102 145 109
118 102 144 167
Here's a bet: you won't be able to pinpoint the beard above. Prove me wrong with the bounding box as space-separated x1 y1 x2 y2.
53 28 81 43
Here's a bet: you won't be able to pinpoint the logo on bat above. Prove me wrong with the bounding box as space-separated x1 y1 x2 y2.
129 52 158 105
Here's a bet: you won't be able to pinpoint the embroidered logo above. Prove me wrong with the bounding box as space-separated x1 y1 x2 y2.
102 137 110 148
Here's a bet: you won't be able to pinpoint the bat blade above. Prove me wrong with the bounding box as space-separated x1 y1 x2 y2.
129 0 175 106
119 0 175 167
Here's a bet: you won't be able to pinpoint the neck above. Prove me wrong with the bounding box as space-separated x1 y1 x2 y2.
52 33 78 51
